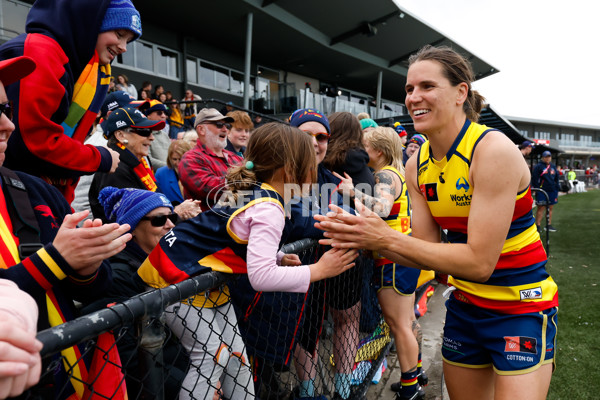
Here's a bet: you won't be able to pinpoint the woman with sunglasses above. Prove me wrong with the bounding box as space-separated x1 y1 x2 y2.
83 186 187 399
89 106 165 222
90 105 202 223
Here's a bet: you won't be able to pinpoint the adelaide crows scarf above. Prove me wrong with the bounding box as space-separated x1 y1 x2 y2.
61 51 111 141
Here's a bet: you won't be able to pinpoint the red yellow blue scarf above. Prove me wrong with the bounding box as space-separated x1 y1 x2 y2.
61 51 111 141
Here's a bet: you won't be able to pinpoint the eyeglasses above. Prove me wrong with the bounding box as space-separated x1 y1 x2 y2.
205 121 232 130
127 128 154 137
141 213 178 227
0 101 13 121
303 130 329 143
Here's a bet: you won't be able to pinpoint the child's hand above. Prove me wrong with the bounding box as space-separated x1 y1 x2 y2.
281 254 301 266
332 171 355 197
309 247 358 282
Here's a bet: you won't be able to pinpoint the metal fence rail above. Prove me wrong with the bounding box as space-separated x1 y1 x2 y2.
28 240 388 400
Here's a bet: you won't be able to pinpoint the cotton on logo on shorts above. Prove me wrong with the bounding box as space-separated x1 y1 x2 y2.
519 287 542 300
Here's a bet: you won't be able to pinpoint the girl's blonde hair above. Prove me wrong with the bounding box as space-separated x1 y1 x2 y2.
226 122 316 196
363 126 405 175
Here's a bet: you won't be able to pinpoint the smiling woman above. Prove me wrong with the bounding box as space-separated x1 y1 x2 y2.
88 106 165 222
316 45 558 400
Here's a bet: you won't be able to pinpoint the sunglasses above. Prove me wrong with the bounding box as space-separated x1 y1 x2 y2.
141 213 178 227
303 130 330 143
127 128 154 137
0 101 13 121
206 121 232 130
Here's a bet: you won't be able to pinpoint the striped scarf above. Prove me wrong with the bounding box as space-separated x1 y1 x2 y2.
115 142 158 191
0 187 126 400
61 51 111 141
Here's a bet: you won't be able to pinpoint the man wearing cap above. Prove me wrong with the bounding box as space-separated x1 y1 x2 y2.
138 99 171 170
532 151 560 232
89 106 166 222
179 108 243 211
0 55 132 398
0 0 143 204
519 140 534 157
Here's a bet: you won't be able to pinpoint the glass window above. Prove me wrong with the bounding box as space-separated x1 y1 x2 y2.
156 47 178 78
118 46 135 67
186 58 198 84
199 62 215 87
137 42 154 71
214 65 229 91
230 71 244 95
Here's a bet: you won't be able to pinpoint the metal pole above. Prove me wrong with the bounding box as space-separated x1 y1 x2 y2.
375 71 383 119
243 12 253 110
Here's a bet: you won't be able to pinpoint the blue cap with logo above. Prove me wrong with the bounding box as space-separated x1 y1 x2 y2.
105 105 165 137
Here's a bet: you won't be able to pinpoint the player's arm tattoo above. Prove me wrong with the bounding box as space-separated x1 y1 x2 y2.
355 170 398 216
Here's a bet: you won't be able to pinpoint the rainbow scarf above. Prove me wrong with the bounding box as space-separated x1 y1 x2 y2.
61 51 111 141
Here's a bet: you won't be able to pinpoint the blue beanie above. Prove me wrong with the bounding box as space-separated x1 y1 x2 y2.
100 0 142 41
360 118 378 130
99 187 173 232
289 108 330 133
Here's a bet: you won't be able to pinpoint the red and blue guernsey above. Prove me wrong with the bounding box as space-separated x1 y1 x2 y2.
0 0 115 203
416 120 558 314
139 183 285 293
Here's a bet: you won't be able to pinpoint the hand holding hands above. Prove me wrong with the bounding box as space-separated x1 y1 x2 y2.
314 200 391 251
309 247 358 282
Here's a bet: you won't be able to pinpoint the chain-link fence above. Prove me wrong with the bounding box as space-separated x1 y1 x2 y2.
25 239 396 400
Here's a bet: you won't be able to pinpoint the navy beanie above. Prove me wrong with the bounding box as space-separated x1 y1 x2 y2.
100 0 142 41
99 187 173 232
289 108 330 133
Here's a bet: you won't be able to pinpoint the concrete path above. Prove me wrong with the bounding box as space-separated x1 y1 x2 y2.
366 281 449 400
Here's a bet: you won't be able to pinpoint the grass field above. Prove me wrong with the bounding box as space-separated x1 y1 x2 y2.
545 190 600 399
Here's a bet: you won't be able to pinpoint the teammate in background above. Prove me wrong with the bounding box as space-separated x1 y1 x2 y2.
316 45 558 400
0 0 142 204
333 126 426 399
532 151 560 232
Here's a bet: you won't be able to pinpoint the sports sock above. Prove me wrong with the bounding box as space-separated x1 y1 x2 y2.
334 373 351 399
400 369 419 397
299 379 315 398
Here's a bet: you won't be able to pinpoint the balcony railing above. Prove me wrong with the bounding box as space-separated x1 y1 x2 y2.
557 139 600 148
